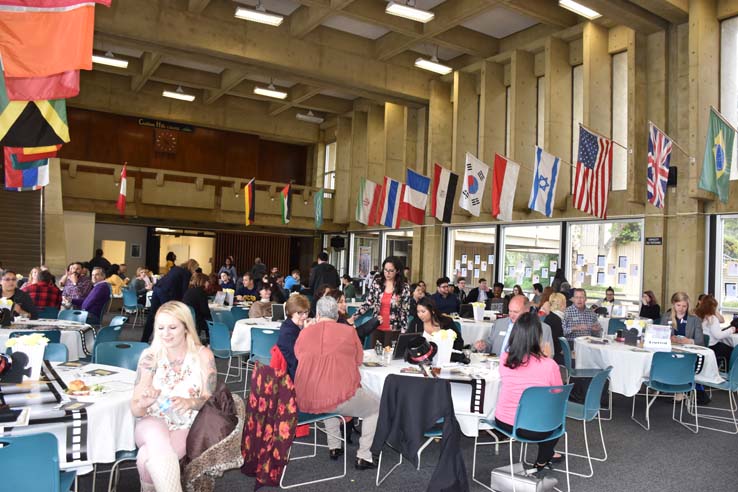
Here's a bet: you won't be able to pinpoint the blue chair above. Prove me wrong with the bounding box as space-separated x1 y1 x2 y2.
696 350 738 434
95 342 149 370
631 351 698 433
347 305 359 317
58 309 88 324
249 327 280 366
476 384 574 492
607 318 626 335
121 288 143 326
38 306 60 319
0 433 76 491
92 325 124 362
10 329 61 344
44 342 69 362
280 413 347 489
207 321 249 391
376 418 444 485
719 346 738 380
109 315 128 328
211 309 236 331
558 337 600 381
187 305 197 325
556 367 612 478
231 306 250 322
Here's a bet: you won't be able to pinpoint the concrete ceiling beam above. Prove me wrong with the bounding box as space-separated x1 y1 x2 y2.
130 51 162 92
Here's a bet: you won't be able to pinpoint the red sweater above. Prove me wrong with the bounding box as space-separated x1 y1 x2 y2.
294 319 363 413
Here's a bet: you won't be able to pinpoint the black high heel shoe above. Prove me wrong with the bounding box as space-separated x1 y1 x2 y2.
329 448 344 460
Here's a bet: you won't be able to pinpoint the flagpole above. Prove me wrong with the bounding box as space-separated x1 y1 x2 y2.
647 121 694 161
710 106 738 134
578 123 629 152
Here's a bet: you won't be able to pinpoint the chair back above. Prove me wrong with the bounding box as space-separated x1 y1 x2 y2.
44 342 69 362
730 346 738 370
512 384 574 441
649 352 697 387
10 329 61 344
58 309 88 324
211 310 236 331
95 341 149 370
188 305 197 326
250 327 280 365
92 325 124 362
109 315 128 327
355 308 374 328
38 306 60 319
726 360 738 392
347 305 359 317
582 367 612 420
608 318 626 335
452 320 462 338
207 321 233 357
558 336 573 372
122 288 139 310
0 433 67 491
231 307 250 322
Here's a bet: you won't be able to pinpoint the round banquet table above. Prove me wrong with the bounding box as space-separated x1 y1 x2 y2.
455 319 495 345
359 351 501 437
0 319 96 361
231 318 283 352
574 337 724 397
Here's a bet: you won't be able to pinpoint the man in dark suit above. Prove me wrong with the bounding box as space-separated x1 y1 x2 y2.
308 251 340 294
473 295 554 357
454 277 468 304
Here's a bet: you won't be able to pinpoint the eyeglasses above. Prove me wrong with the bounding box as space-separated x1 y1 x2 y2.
1 277 16 282
439 284 449 289
297 311 309 316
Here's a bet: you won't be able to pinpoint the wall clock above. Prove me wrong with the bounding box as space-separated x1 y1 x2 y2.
154 129 178 154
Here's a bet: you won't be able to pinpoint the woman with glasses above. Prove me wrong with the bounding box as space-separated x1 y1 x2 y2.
1 271 38 319
354 256 411 347
276 294 311 381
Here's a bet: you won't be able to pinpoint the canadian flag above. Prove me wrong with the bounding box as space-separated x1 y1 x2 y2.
116 164 127 216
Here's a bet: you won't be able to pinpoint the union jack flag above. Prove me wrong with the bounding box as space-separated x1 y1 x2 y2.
646 124 672 209
573 126 612 219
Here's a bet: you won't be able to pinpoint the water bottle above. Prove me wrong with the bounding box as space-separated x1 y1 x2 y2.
375 340 383 356
158 396 185 426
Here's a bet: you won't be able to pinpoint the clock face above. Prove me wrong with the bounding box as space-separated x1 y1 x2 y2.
154 129 178 154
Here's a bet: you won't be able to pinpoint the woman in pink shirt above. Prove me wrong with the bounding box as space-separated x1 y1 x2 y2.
495 312 563 471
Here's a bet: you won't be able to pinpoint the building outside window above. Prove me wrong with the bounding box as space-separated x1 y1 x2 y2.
384 229 413 275
714 215 738 314
323 141 336 190
500 224 561 293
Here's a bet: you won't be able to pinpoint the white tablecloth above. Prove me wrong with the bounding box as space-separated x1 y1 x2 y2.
231 319 282 352
1 362 136 474
1 320 95 361
359 353 501 437
574 337 724 397
456 319 495 345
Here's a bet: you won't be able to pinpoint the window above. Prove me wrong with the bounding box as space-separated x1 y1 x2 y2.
721 16 738 179
350 231 380 278
536 76 545 147
715 215 738 314
571 64 583 192
322 234 347 276
500 224 561 293
505 86 511 156
323 141 336 190
446 227 497 285
611 52 628 191
384 229 413 274
566 219 643 310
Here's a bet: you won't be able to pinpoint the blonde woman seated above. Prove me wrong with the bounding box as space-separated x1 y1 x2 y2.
248 283 274 318
661 291 704 345
131 301 216 492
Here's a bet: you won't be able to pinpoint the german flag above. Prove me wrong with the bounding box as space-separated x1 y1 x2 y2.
244 178 255 226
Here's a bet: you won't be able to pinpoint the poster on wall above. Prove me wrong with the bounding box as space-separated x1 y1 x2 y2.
507 266 515 276
455 260 461 271
517 261 524 271
516 274 524 285
728 262 738 276
461 268 468 276
467 261 473 270
358 246 372 276
481 261 487 271
618 273 628 285
541 267 549 279
587 264 596 275
726 283 737 298
550 260 558 272
532 275 540 283
474 254 481 265
630 264 639 276
488 254 494 264
576 271 585 283
608 264 617 275
576 254 584 266
474 269 480 278
618 256 628 269
533 259 540 269
596 271 606 285
597 255 606 267
461 254 468 264
524 267 532 278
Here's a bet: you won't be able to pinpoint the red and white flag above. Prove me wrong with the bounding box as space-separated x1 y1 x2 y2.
431 163 458 223
491 154 520 222
116 164 127 216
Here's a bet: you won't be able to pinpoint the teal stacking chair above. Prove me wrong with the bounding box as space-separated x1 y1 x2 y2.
695 350 738 434
38 306 60 319
245 327 280 389
92 325 124 362
0 433 77 491
44 343 69 362
631 351 698 433
211 309 236 331
95 342 149 371
558 336 612 420
347 305 359 317
121 288 143 326
607 318 626 335
58 309 88 324
10 329 61 344
231 306 250 322
207 320 248 391
109 315 128 328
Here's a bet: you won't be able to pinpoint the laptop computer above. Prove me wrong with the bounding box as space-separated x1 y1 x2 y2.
271 303 286 322
393 333 421 360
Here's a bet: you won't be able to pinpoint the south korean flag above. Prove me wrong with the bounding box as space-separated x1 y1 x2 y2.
459 152 490 217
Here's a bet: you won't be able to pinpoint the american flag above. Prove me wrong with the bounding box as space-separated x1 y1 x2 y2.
646 124 672 209
573 126 613 219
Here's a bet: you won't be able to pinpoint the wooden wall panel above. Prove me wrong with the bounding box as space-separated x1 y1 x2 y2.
0 187 42 274
214 232 291 278
60 108 307 183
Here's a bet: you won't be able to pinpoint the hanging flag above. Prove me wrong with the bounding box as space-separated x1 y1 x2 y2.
528 146 561 217
116 164 127 216
0 1 111 7
431 163 458 223
459 152 489 217
244 179 255 226
280 183 292 224
314 188 324 229
356 177 382 226
4 148 48 172
491 154 520 222
4 70 79 101
0 75 70 147
573 126 613 219
4 158 49 191
399 169 430 225
647 124 672 209
5 144 61 163
0 4 96 78
698 108 735 203
377 176 404 229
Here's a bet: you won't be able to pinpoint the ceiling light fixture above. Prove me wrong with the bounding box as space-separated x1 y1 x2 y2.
234 1 284 26
254 80 288 100
385 1 434 23
91 51 129 69
558 0 601 20
414 46 451 75
162 86 196 102
296 110 325 124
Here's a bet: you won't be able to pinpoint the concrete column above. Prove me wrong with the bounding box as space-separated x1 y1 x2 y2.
582 23 611 135
350 110 369 226
628 31 648 203
384 102 407 182
44 158 68 273
405 107 420 172
332 116 352 224
452 71 479 216
367 104 386 183
509 49 536 211
544 38 572 212
479 61 506 172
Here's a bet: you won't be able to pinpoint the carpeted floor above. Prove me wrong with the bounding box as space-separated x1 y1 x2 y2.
80 313 738 492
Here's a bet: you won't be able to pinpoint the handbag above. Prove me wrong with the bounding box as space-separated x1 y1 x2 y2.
182 383 237 465
490 463 558 492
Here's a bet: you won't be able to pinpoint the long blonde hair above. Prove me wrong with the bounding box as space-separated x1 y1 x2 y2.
150 301 202 363
670 291 690 327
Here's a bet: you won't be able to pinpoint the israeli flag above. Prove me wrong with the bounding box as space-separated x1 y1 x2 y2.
528 146 560 217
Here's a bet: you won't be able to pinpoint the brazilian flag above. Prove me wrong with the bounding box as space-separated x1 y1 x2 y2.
0 73 69 147
698 108 735 203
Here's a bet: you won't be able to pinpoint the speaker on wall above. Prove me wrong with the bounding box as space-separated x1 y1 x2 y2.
667 166 677 187
330 236 345 249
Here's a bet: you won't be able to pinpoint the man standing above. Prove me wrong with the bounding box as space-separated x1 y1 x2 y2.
24 270 62 309
250 257 267 283
141 259 198 342
474 295 553 356
71 267 109 324
467 278 491 304
309 252 340 294
431 277 460 315
562 288 602 343
88 249 111 272
531 283 544 307
454 277 468 304
1 271 38 319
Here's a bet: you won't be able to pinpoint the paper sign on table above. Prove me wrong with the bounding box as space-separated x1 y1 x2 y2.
618 256 628 269
618 273 627 285
524 267 532 278
643 324 672 352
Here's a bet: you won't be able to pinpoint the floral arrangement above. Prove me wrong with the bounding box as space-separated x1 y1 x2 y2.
470 302 485 309
432 329 457 342
5 333 50 349
0 297 12 310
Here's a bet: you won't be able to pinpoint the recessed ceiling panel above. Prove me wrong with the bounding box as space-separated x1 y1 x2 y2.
233 0 300 16
93 40 143 58
322 15 390 40
160 56 223 74
461 5 538 39
245 73 296 88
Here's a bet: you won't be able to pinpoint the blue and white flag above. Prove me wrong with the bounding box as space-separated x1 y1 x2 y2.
400 168 431 225
378 176 404 229
528 146 560 217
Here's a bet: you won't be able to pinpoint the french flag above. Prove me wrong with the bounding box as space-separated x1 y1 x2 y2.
378 176 404 229
400 169 430 225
